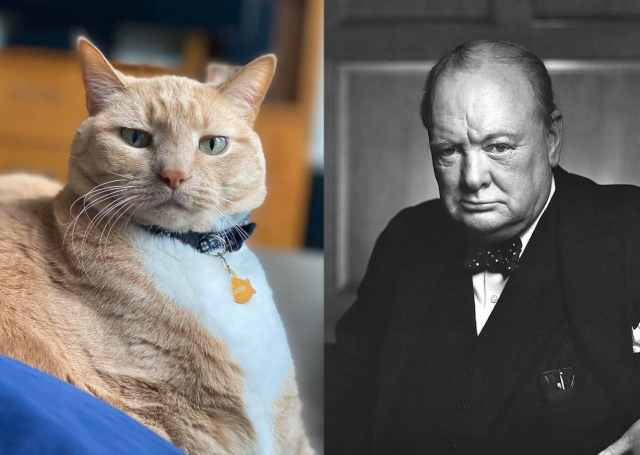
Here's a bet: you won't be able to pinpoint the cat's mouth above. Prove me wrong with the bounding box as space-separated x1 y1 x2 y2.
155 199 188 210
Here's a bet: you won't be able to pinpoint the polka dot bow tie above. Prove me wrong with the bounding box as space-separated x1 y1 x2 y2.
463 237 523 276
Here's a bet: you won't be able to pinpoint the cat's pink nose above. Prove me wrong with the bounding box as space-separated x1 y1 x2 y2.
160 170 189 190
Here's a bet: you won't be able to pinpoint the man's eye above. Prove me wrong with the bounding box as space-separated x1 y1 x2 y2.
435 147 458 157
489 143 512 153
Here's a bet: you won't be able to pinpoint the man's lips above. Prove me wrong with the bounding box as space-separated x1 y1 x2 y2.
460 200 497 211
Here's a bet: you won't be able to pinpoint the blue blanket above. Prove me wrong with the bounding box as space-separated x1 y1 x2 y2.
0 354 184 454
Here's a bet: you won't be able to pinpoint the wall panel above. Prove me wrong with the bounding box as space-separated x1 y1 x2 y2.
533 0 640 19
549 62 640 186
338 64 437 292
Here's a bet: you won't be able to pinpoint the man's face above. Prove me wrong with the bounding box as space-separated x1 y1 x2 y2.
429 64 562 244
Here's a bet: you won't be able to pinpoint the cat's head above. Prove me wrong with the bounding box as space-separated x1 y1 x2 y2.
68 38 275 233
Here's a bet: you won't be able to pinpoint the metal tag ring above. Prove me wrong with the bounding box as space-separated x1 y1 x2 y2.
209 234 228 256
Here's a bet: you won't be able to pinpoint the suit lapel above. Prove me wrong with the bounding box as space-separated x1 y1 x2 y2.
372 210 469 439
477 195 562 354
555 168 634 415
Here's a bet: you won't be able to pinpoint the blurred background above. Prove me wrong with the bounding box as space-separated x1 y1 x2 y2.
0 0 323 452
325 0 640 342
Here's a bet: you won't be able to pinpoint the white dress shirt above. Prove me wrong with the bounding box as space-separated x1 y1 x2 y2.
473 178 556 334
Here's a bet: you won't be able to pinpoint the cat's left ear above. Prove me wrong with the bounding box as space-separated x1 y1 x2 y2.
77 37 126 115
218 55 276 126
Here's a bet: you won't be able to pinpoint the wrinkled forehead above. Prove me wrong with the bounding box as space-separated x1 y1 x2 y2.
112 76 237 131
430 64 538 133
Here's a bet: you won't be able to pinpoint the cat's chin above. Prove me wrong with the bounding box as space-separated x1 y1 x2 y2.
133 208 249 234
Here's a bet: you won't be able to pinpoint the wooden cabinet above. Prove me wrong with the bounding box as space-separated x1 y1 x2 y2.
0 48 85 182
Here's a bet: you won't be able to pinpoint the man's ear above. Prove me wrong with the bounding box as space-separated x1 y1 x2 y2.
218 54 276 126
547 109 563 167
77 37 126 115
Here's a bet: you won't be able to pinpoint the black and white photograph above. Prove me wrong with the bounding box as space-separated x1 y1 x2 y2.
326 1 640 454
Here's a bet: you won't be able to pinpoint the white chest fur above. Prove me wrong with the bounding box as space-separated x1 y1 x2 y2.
128 228 293 455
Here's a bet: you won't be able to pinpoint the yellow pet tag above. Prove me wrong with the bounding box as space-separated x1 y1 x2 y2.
231 276 257 304
214 239 256 304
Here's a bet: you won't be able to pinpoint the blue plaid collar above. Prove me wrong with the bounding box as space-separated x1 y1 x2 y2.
141 218 256 254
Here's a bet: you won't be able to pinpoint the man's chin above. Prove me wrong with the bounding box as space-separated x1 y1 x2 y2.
455 213 519 244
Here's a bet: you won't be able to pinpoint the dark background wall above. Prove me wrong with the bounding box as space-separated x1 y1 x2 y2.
325 0 640 340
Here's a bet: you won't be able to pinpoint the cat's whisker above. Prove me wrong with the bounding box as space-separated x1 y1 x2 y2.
221 213 250 241
108 199 138 239
75 183 129 207
209 206 228 231
96 201 144 288
98 199 129 261
79 189 129 226
228 224 250 243
231 221 251 242
110 201 142 253
99 198 133 243
123 201 144 229
211 206 250 242
77 198 121 272
217 195 251 211
100 197 138 261
214 198 253 241
69 179 129 215
218 186 246 193
81 187 131 211
81 197 132 276
95 199 142 278
65 190 129 249
80 185 143 222
78 195 129 276
104 169 135 180
85 195 131 254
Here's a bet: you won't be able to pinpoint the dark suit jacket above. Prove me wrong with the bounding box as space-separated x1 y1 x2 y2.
327 167 640 454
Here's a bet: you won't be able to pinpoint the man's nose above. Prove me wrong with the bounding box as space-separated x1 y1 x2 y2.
160 169 190 190
461 153 491 192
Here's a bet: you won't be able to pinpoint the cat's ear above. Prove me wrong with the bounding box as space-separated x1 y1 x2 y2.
77 37 126 115
219 54 276 126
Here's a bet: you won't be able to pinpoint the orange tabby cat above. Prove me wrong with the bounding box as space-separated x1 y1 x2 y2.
0 39 312 455
0 173 62 202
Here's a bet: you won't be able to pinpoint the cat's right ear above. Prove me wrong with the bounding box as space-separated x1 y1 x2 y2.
77 37 126 115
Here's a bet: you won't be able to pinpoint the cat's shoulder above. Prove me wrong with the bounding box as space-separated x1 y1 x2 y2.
0 194 57 239
0 174 62 202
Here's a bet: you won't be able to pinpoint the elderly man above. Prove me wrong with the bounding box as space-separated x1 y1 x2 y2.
328 40 640 454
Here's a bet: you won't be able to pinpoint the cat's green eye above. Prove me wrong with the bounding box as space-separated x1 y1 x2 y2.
121 128 151 148
199 137 228 156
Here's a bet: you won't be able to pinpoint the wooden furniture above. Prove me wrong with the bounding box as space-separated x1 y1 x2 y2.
253 0 322 248
326 0 640 339
0 0 321 249
0 48 85 183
